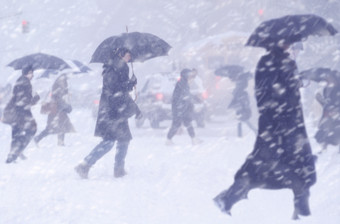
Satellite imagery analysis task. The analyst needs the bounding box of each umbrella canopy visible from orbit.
[7,53,71,70]
[37,60,91,78]
[214,65,252,82]
[246,14,338,50]
[90,32,171,63]
[300,67,340,82]
[71,60,91,73]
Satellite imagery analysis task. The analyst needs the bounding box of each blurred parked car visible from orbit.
[135,72,208,129]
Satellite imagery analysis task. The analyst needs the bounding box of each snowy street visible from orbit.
[1,108,339,224]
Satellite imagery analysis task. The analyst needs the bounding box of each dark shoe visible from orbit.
[5,154,16,163]
[75,162,90,179]
[214,182,249,215]
[114,168,127,178]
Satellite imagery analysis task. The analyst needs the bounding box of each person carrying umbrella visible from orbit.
[166,68,202,145]
[75,47,140,179]
[34,73,75,147]
[213,14,338,219]
[2,65,40,163]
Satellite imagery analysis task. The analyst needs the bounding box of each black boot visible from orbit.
[213,181,249,215]
[114,166,127,178]
[74,162,90,179]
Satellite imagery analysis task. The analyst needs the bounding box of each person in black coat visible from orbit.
[2,65,40,163]
[228,76,257,137]
[214,45,317,219]
[75,48,139,178]
[314,72,340,153]
[166,68,201,145]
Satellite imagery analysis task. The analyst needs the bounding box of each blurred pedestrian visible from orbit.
[214,44,316,219]
[166,68,202,145]
[75,47,140,179]
[314,72,340,153]
[34,73,75,146]
[2,65,40,163]
[0,83,12,118]
[227,74,257,137]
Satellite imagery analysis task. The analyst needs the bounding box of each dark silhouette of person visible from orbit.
[166,68,201,145]
[75,48,139,179]
[314,72,340,153]
[214,45,316,220]
[34,74,75,146]
[2,65,40,163]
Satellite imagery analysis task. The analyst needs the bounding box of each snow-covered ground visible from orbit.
[0,106,339,224]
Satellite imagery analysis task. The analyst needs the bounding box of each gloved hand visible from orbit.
[130,74,137,86]
[32,92,40,105]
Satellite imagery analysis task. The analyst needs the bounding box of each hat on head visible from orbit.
[180,68,193,79]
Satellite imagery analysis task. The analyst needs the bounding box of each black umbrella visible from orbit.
[90,32,171,64]
[300,67,339,82]
[71,60,91,73]
[215,65,252,82]
[7,53,71,70]
[246,14,338,50]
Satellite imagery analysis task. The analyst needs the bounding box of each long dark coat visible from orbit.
[315,80,340,145]
[94,58,136,141]
[45,74,75,134]
[235,47,316,191]
[3,75,39,131]
[171,77,194,122]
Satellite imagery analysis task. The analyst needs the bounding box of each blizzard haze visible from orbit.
[0,0,340,224]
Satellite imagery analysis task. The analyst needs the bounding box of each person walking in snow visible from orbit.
[214,44,317,220]
[227,74,257,137]
[166,68,201,145]
[75,47,140,179]
[34,73,75,147]
[2,65,40,163]
[314,72,340,153]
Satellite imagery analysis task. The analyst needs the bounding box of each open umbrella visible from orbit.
[90,32,171,64]
[300,67,339,82]
[246,14,338,50]
[7,53,71,70]
[71,60,91,73]
[215,65,252,82]
[37,60,92,78]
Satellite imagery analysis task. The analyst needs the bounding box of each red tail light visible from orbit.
[156,93,164,100]
[202,90,209,99]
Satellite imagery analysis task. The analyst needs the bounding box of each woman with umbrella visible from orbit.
[212,14,338,219]
[34,73,75,146]
[75,47,139,179]
[2,65,40,163]
[214,42,317,219]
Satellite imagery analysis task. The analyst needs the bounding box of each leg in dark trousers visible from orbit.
[7,122,37,163]
[84,140,115,166]
[183,118,195,138]
[75,140,115,179]
[114,140,129,178]
[34,128,51,144]
[167,118,182,140]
